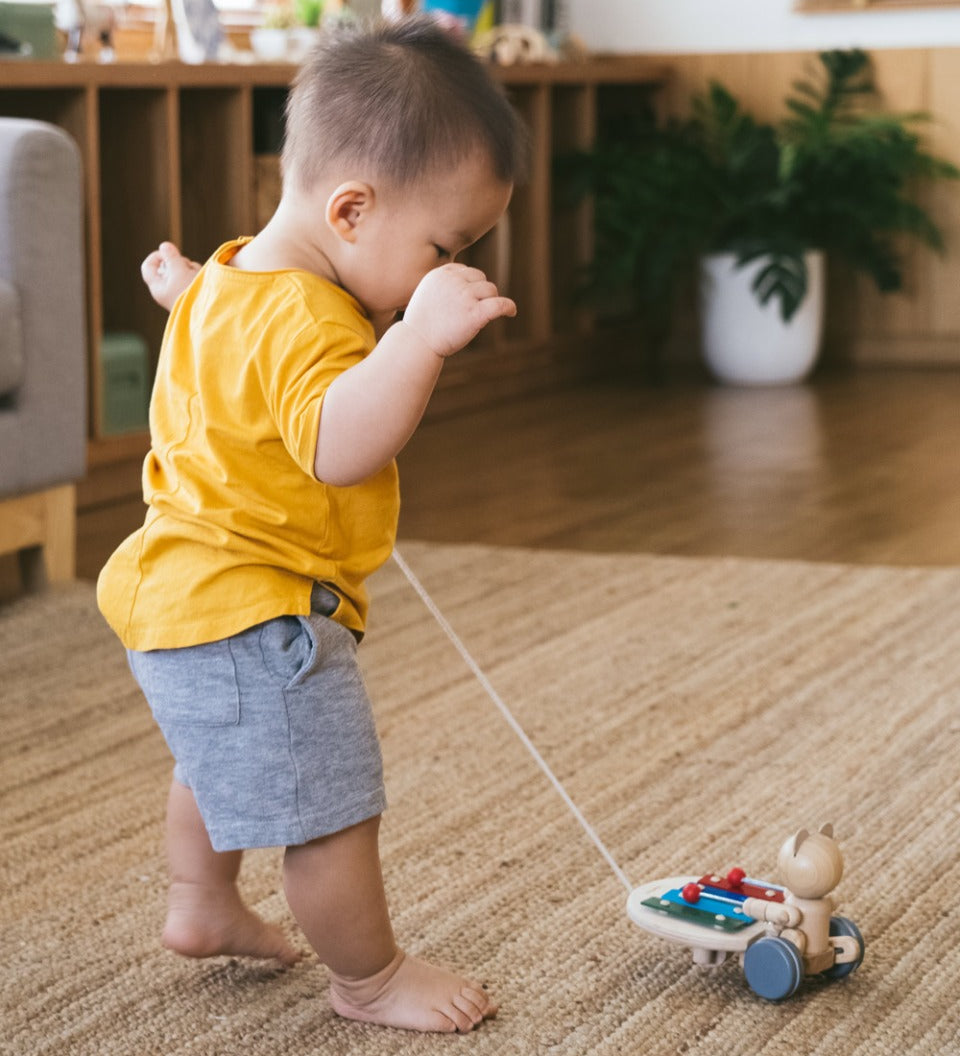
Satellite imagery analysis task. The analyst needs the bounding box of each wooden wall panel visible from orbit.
[927,49,960,338]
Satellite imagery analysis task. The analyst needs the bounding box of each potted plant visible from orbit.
[559,50,959,385]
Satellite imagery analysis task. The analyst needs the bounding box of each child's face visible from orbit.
[335,157,513,319]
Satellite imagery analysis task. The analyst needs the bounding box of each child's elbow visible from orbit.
[313,450,374,488]
[314,457,360,488]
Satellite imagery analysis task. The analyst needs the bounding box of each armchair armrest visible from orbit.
[0,118,86,498]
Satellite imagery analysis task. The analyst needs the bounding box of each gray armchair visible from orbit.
[0,118,86,589]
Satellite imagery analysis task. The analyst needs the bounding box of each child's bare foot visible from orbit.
[141,241,201,311]
[329,950,497,1033]
[163,880,300,966]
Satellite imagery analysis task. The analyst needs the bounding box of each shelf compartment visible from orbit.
[180,87,254,259]
[503,83,552,344]
[550,83,596,337]
[98,86,176,388]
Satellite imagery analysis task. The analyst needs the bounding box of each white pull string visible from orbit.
[391,548,634,894]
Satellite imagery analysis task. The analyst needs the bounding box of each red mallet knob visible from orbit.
[727,867,746,888]
[681,883,702,903]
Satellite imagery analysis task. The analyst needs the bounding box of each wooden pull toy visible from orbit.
[627,824,865,1000]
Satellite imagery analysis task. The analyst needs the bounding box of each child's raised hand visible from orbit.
[401,263,517,358]
[141,241,201,312]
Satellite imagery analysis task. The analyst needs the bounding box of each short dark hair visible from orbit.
[283,17,528,192]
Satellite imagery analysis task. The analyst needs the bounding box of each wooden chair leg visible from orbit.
[0,484,76,592]
[39,484,76,583]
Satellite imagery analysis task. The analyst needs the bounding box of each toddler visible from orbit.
[98,17,526,1034]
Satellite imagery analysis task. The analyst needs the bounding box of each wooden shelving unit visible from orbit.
[0,56,665,503]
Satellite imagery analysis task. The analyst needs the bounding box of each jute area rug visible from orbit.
[2,542,959,1056]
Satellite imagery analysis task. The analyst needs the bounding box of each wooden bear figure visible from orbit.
[744,823,860,975]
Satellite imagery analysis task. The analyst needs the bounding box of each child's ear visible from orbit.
[325,181,375,243]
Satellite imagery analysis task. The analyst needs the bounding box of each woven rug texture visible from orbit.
[1,542,959,1056]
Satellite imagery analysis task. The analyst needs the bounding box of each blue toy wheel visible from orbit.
[822,916,865,979]
[743,936,804,1001]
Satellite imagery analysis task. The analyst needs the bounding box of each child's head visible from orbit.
[279,18,527,318]
[282,17,529,194]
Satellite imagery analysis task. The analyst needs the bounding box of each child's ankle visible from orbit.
[162,880,299,965]
[329,947,404,994]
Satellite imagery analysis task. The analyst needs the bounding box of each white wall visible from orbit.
[567,0,960,53]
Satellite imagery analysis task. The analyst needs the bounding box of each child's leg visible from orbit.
[283,816,497,1033]
[163,779,299,965]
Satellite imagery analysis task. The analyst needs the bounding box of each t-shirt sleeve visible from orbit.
[259,319,370,479]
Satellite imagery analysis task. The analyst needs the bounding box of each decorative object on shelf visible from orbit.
[422,0,486,35]
[382,0,419,17]
[152,0,178,60]
[99,333,150,436]
[251,0,323,61]
[92,4,115,60]
[559,49,960,385]
[501,0,541,26]
[55,0,84,58]
[320,0,358,25]
[474,0,495,34]
[499,0,569,42]
[55,0,115,61]
[249,26,293,60]
[0,1,58,58]
[171,0,224,62]
[473,22,557,64]
[495,0,570,50]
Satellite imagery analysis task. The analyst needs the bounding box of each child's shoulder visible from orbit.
[188,248,374,352]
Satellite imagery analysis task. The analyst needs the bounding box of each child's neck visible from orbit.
[231,199,339,285]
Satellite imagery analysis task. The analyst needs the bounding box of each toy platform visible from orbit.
[627,872,863,1000]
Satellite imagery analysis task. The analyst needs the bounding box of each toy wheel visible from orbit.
[743,936,804,1001]
[822,916,865,979]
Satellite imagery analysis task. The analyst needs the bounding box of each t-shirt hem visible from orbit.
[118,596,364,652]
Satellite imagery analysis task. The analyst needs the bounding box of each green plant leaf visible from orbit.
[743,253,808,322]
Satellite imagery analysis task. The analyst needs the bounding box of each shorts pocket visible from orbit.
[258,615,318,689]
[128,640,241,727]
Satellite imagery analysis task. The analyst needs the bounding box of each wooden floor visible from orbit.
[3,366,958,602]
[397,367,960,567]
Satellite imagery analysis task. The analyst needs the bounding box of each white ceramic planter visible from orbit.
[699,250,825,386]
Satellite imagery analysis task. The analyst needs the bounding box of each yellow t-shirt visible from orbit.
[97,239,400,650]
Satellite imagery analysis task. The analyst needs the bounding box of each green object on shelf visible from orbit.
[0,3,57,59]
[100,332,150,435]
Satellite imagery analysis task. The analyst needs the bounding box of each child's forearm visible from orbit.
[315,263,515,485]
[313,321,444,486]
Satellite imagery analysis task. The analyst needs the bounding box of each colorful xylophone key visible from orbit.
[641,885,756,932]
[696,871,785,903]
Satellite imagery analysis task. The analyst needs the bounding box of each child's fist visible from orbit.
[402,264,516,358]
[141,241,201,312]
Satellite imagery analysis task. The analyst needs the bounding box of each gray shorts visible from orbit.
[127,593,385,852]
